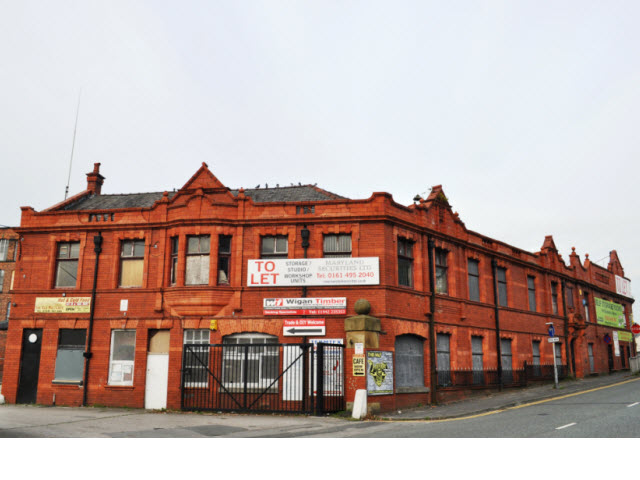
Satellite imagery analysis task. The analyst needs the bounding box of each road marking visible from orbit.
[627,402,639,408]
[556,422,576,430]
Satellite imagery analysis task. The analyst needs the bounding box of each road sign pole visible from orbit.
[552,343,558,389]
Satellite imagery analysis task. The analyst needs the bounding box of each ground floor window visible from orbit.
[54,329,86,383]
[395,335,424,389]
[436,333,451,386]
[588,343,595,373]
[532,340,541,376]
[471,336,484,385]
[222,333,279,391]
[501,338,513,383]
[183,329,210,387]
[108,330,136,385]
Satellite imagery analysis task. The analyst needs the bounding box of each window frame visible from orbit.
[496,267,508,307]
[468,258,480,302]
[395,335,425,389]
[527,275,537,312]
[185,235,211,286]
[0,269,4,292]
[551,281,559,315]
[119,239,145,288]
[217,235,232,285]
[54,241,80,288]
[260,235,288,259]
[397,238,414,288]
[435,248,448,294]
[54,329,87,384]
[183,329,211,388]
[222,333,279,392]
[170,237,179,285]
[108,329,136,386]
[0,239,8,261]
[323,234,352,258]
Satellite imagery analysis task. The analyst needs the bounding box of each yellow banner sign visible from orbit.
[35,297,91,313]
[618,331,633,342]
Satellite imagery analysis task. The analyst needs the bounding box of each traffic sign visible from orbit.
[548,337,560,343]
[283,318,326,337]
[548,325,555,337]
[632,324,640,335]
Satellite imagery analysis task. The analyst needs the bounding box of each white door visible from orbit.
[145,330,170,410]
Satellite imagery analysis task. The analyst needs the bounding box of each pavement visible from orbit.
[0,371,637,437]
[382,370,638,420]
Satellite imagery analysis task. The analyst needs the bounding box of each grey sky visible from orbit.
[2,1,639,300]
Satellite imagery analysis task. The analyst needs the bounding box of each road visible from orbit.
[0,378,638,438]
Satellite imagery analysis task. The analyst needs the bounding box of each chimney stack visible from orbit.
[86,163,105,195]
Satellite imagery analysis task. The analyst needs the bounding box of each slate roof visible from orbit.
[63,185,346,211]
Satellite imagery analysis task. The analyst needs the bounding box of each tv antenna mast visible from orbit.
[64,90,82,200]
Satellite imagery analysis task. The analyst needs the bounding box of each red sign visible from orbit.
[631,324,640,335]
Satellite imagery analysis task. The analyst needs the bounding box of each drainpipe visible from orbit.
[83,232,103,407]
[491,258,503,391]
[561,279,571,376]
[427,237,437,404]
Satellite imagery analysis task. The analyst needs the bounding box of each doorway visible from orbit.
[16,329,43,404]
[145,330,170,409]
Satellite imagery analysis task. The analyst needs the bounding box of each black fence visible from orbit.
[437,362,568,389]
[181,342,344,415]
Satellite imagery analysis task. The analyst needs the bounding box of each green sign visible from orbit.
[618,331,633,342]
[595,297,625,328]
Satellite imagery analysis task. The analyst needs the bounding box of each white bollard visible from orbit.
[352,389,367,419]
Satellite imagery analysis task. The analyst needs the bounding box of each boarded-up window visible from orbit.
[395,335,424,388]
[436,333,451,386]
[501,338,513,383]
[468,259,480,301]
[186,235,210,285]
[120,239,145,287]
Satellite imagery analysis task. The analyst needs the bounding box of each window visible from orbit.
[120,239,145,287]
[54,329,86,383]
[468,259,480,301]
[566,285,574,308]
[185,235,210,285]
[551,282,559,315]
[222,333,279,391]
[496,267,508,307]
[260,235,288,259]
[5,301,10,321]
[471,336,484,385]
[0,270,4,292]
[527,276,537,312]
[183,329,210,387]
[532,340,541,376]
[395,335,425,389]
[108,330,136,385]
[435,248,448,294]
[583,292,590,322]
[323,234,352,257]
[217,235,232,285]
[588,343,595,373]
[436,333,451,386]
[554,343,563,367]
[170,237,179,285]
[501,338,513,383]
[397,238,414,287]
[0,239,8,261]
[55,241,80,288]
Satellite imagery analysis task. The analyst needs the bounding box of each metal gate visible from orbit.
[181,342,345,415]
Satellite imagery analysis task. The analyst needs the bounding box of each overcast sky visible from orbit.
[2,1,639,298]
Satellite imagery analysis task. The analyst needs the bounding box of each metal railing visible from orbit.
[437,363,567,388]
[181,342,345,415]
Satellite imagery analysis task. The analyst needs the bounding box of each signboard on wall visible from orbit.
[366,351,394,395]
[595,297,626,328]
[247,258,379,287]
[35,297,91,313]
[618,331,633,342]
[615,275,633,298]
[613,331,620,356]
[263,297,346,315]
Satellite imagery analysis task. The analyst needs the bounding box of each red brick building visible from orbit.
[0,226,19,385]
[1,163,634,412]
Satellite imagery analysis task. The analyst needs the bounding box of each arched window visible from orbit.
[395,335,425,389]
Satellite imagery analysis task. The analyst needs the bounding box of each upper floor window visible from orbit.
[261,235,288,259]
[566,285,574,308]
[583,291,590,322]
[397,238,414,287]
[468,259,480,302]
[435,248,448,294]
[55,242,80,288]
[551,281,559,315]
[0,239,8,261]
[527,276,537,312]
[496,267,508,307]
[323,234,352,258]
[120,239,145,287]
[186,235,210,285]
[170,237,179,285]
[0,270,4,292]
[217,235,232,285]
